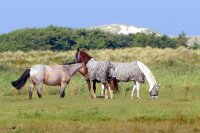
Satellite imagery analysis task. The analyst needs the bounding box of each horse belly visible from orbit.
[44,79,61,86]
[43,72,62,86]
[116,74,132,82]
[113,69,132,81]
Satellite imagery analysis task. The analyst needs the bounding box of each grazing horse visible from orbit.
[11,63,83,99]
[75,48,115,99]
[104,61,159,99]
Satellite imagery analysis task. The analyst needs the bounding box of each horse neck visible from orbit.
[78,65,87,75]
[137,61,157,92]
[68,63,82,76]
[80,51,92,64]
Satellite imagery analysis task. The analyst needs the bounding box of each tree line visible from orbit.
[0,26,187,52]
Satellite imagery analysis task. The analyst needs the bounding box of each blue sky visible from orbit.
[0,0,199,35]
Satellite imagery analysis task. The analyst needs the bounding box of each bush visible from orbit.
[0,26,186,52]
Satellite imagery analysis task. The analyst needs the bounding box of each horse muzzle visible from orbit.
[151,96,158,100]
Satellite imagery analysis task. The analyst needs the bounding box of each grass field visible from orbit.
[0,47,200,132]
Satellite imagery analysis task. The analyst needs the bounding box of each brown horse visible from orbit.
[77,65,93,97]
[11,63,83,99]
[74,48,117,99]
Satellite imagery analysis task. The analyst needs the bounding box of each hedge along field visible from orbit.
[0,47,200,132]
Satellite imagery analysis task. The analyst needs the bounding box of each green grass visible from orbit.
[0,95,200,133]
[1,48,200,132]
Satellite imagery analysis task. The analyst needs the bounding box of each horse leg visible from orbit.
[101,84,112,97]
[109,80,115,99]
[101,84,104,96]
[60,81,68,98]
[136,82,140,99]
[131,81,136,99]
[36,83,43,98]
[86,80,92,98]
[109,86,113,99]
[29,79,35,100]
[93,81,96,98]
[111,78,119,94]
[103,82,109,99]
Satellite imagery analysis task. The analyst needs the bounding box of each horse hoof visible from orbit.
[37,92,42,98]
[105,96,109,99]
[60,95,65,98]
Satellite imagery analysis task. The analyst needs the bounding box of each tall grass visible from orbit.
[1,47,200,67]
[1,47,200,97]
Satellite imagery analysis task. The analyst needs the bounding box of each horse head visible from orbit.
[150,84,160,100]
[74,48,92,64]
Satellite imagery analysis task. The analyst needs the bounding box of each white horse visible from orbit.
[101,61,159,99]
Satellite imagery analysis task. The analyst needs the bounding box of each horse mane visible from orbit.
[79,50,92,64]
[63,60,81,65]
[137,61,157,92]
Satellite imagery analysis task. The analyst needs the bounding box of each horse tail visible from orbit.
[111,78,120,94]
[11,69,30,90]
[114,78,120,94]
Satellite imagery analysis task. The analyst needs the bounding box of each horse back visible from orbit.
[111,61,144,83]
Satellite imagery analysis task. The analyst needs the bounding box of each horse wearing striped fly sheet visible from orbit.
[74,48,116,99]
[101,61,160,99]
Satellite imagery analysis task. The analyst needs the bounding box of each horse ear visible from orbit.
[82,48,86,51]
